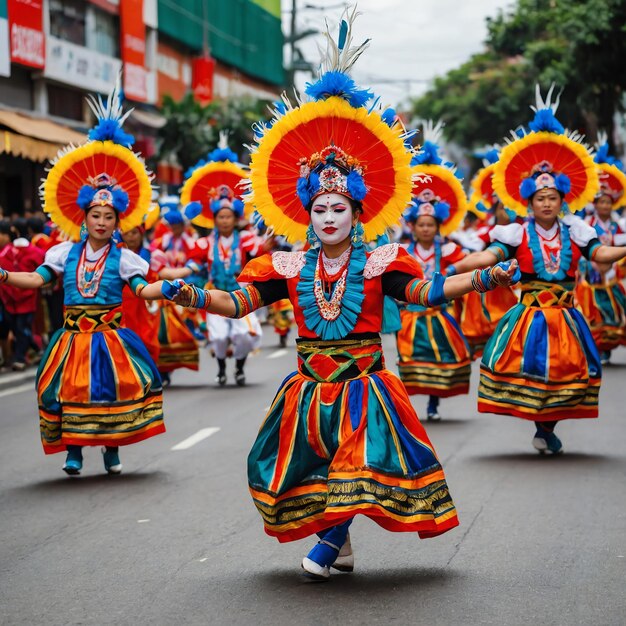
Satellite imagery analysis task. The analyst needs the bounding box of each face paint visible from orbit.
[310,193,354,246]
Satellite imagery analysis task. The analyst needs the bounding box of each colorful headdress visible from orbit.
[41,77,152,241]
[180,132,248,229]
[160,195,201,226]
[409,120,466,236]
[468,147,500,219]
[493,84,599,216]
[593,132,626,208]
[246,8,414,243]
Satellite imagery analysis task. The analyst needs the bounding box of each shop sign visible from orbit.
[44,36,122,93]
[192,56,215,104]
[120,0,147,102]
[157,42,191,103]
[0,0,9,77]
[8,0,45,68]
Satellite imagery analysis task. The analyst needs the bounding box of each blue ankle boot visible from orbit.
[532,427,563,455]
[302,520,352,581]
[63,445,83,475]
[102,447,123,474]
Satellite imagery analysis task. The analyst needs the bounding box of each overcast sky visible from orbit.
[284,0,514,108]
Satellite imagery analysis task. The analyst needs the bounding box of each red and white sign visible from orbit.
[157,42,192,104]
[8,0,45,68]
[120,0,147,102]
[192,56,216,104]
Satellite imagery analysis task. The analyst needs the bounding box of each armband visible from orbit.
[0,268,8,284]
[129,275,148,296]
[34,265,56,285]
[228,286,263,318]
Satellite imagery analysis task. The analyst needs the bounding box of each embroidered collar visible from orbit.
[527,218,572,281]
[409,240,440,278]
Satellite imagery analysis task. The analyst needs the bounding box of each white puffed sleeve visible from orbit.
[561,214,598,247]
[42,241,73,274]
[489,223,524,246]
[119,248,149,281]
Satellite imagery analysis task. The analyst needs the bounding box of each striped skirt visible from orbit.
[575,279,626,352]
[157,301,199,372]
[37,305,165,454]
[396,305,471,397]
[455,287,518,359]
[248,336,459,543]
[478,282,601,420]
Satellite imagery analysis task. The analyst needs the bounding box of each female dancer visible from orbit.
[450,86,626,454]
[396,129,470,420]
[175,12,518,580]
[575,139,626,363]
[0,85,183,475]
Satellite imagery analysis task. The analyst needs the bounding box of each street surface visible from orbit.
[1,332,625,626]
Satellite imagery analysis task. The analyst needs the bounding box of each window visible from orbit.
[48,84,84,121]
[49,0,86,46]
[87,7,120,58]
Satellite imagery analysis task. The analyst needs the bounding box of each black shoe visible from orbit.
[216,373,227,386]
[279,334,287,348]
[235,370,246,386]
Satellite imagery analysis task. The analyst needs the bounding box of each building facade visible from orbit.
[0,0,284,215]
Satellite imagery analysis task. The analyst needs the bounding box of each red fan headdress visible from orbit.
[493,84,598,216]
[246,8,414,243]
[40,77,153,241]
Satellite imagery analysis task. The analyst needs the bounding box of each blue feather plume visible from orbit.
[305,71,373,108]
[346,170,367,201]
[411,141,443,166]
[338,19,348,50]
[88,119,135,147]
[528,109,564,135]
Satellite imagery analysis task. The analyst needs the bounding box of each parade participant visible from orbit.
[0,219,45,370]
[174,11,518,581]
[450,148,519,358]
[451,85,626,454]
[396,124,470,421]
[0,82,184,475]
[182,139,265,386]
[575,136,626,363]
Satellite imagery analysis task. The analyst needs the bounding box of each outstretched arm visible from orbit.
[395,260,520,307]
[445,249,500,275]
[592,245,626,265]
[173,284,265,318]
[0,268,45,289]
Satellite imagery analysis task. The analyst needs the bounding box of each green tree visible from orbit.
[412,0,626,149]
[156,94,272,173]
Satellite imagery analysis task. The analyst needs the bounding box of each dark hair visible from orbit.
[27,217,45,234]
[12,217,29,239]
[0,219,15,240]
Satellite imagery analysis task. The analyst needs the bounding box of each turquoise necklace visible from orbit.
[297,245,366,340]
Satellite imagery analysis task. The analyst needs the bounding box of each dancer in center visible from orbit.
[175,11,518,581]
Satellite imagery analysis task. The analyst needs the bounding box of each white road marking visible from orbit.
[198,558,208,563]
[171,427,220,451]
[267,349,287,359]
[0,383,34,399]
[137,519,150,523]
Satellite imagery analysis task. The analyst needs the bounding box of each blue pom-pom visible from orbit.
[232,199,244,218]
[77,185,96,210]
[554,173,571,195]
[435,201,450,223]
[305,71,373,108]
[346,170,367,201]
[89,120,135,147]
[520,177,537,199]
[504,208,518,222]
[411,141,442,166]
[111,187,129,213]
[163,209,184,225]
[528,109,564,134]
[381,108,396,127]
[403,202,419,223]
[296,176,312,208]
[184,201,203,220]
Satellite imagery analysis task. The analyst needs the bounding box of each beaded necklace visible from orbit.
[297,245,367,340]
[527,218,572,281]
[76,242,110,298]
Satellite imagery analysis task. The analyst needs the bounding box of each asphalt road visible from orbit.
[1,331,625,626]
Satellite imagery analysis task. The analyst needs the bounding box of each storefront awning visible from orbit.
[0,109,86,163]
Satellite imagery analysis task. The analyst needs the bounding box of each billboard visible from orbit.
[8,0,45,69]
[120,0,147,102]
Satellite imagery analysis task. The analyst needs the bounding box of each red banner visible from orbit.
[8,0,44,68]
[192,56,216,104]
[120,0,147,102]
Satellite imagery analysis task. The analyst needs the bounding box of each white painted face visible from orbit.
[310,193,354,245]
